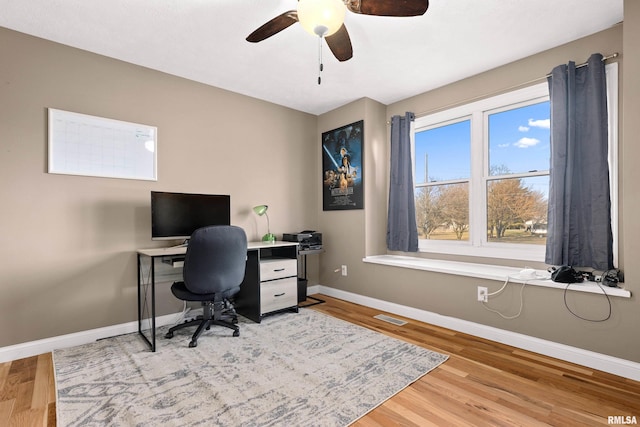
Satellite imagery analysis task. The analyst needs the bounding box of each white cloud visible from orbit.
[498,143,510,148]
[514,137,540,148]
[528,118,550,129]
[518,125,530,132]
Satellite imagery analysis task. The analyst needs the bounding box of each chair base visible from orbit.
[165,301,239,347]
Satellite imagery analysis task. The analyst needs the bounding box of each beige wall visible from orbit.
[0,27,317,347]
[318,21,640,363]
[622,0,640,341]
[2,7,639,364]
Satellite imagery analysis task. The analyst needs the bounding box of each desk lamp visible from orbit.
[253,205,276,243]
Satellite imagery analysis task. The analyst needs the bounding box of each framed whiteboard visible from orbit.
[48,108,157,181]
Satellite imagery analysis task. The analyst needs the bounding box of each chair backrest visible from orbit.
[182,225,248,295]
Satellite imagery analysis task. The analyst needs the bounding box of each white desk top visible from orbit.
[247,241,298,250]
[137,241,298,257]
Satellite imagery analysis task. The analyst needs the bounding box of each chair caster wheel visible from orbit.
[165,331,174,339]
[233,330,240,337]
[189,340,198,348]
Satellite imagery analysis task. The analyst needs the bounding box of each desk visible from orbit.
[137,241,299,351]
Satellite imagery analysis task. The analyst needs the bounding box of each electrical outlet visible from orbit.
[477,286,488,302]
[341,265,347,276]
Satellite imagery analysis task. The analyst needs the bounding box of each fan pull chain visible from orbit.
[318,36,323,85]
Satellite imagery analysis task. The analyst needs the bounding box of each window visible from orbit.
[486,101,550,246]
[414,119,471,242]
[413,84,550,260]
[412,64,618,262]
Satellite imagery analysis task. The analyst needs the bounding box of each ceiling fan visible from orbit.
[246,0,430,62]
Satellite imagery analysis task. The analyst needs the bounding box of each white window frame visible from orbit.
[413,63,618,264]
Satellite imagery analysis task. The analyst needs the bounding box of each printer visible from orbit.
[282,231,322,250]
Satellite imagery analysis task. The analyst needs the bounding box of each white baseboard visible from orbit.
[309,285,640,382]
[0,313,179,363]
[4,287,640,382]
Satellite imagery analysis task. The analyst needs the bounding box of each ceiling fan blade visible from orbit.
[325,24,353,62]
[347,0,428,17]
[246,11,298,43]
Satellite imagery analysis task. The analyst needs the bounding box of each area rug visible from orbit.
[53,309,448,426]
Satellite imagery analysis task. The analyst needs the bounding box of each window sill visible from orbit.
[363,255,631,298]
[418,240,545,263]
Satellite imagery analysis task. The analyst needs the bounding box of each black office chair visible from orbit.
[164,225,247,347]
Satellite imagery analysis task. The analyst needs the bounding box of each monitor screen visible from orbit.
[151,191,231,240]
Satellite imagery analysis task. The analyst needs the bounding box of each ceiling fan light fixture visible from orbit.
[297,0,346,38]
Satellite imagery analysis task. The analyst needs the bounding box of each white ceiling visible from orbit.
[0,0,623,115]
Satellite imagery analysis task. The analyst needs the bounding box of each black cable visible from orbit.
[563,281,612,322]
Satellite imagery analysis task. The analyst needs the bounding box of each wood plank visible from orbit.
[0,399,15,427]
[31,354,51,411]
[0,371,20,402]
[0,361,11,391]
[47,402,56,427]
[14,381,35,413]
[9,407,47,427]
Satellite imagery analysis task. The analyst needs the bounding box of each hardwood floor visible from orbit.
[0,352,56,427]
[1,294,639,426]
[309,295,640,426]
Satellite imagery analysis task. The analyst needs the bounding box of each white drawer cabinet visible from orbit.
[236,242,299,322]
[260,258,297,282]
[260,277,298,315]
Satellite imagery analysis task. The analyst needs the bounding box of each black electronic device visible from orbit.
[282,231,322,250]
[602,269,622,287]
[550,265,584,283]
[151,191,231,240]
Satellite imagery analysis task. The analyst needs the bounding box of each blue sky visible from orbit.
[415,101,550,188]
[488,101,550,175]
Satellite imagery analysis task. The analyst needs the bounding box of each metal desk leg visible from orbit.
[138,254,157,351]
[297,252,325,308]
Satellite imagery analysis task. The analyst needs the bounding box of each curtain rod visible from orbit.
[547,52,619,76]
[389,52,619,123]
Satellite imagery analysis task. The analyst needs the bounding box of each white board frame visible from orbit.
[48,108,158,181]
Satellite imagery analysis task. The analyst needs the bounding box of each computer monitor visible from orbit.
[151,191,231,241]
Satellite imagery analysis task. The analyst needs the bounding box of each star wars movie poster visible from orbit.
[322,120,363,211]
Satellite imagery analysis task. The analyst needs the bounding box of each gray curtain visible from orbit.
[545,53,613,270]
[387,112,418,252]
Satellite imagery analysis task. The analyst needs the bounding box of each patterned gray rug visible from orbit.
[54,309,448,426]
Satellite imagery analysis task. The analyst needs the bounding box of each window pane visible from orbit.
[415,120,470,184]
[489,101,550,175]
[486,176,548,245]
[415,182,469,241]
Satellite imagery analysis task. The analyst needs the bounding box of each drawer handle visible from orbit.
[274,293,286,297]
[273,268,286,272]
